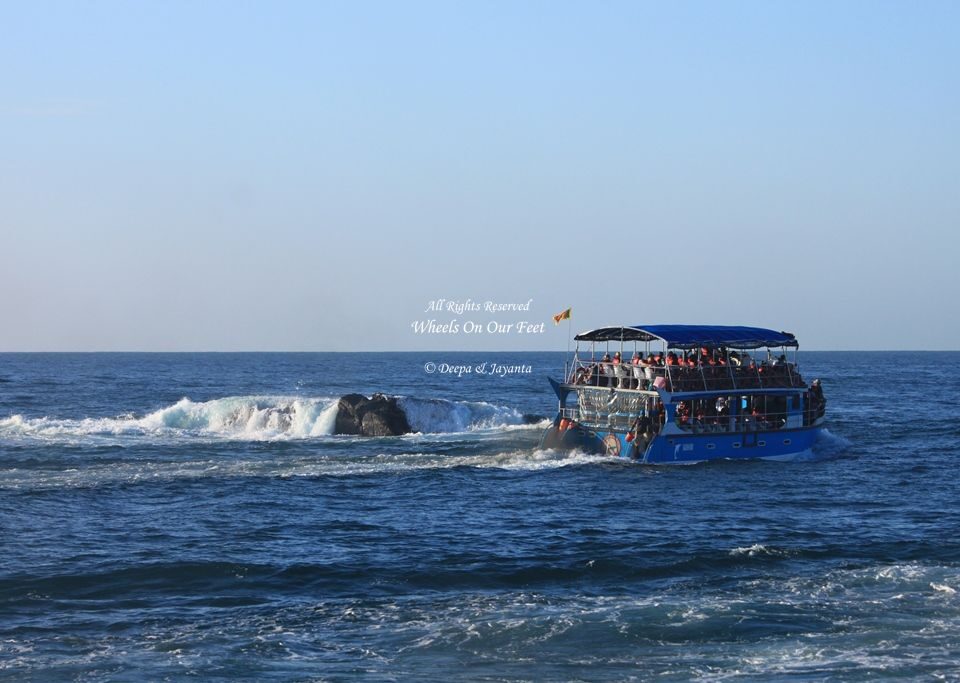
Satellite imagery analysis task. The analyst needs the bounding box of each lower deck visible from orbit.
[600,423,820,464]
[545,382,825,464]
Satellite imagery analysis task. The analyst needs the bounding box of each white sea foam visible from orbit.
[0,396,341,442]
[0,394,536,444]
[0,447,611,489]
[814,428,853,457]
[397,396,527,433]
[729,544,787,558]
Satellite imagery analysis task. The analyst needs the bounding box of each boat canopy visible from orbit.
[573,324,798,349]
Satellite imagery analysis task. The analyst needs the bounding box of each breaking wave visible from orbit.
[0,394,533,443]
[0,396,340,441]
[397,396,527,433]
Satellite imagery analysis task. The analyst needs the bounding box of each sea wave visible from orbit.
[397,396,527,433]
[0,447,614,490]
[5,563,960,680]
[0,394,536,445]
[813,428,853,457]
[729,544,790,558]
[0,396,340,441]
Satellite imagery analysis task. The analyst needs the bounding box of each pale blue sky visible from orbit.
[2,1,958,351]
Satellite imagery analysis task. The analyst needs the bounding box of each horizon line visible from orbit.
[1,349,958,354]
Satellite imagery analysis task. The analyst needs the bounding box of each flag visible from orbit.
[553,307,572,325]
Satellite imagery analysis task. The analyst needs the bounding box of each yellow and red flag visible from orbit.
[553,307,572,325]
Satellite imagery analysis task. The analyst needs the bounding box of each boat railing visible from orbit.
[566,358,805,392]
[560,401,663,433]
[674,410,789,433]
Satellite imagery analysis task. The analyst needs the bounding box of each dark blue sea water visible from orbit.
[1,351,958,681]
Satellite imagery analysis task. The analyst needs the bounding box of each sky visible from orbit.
[2,1,958,351]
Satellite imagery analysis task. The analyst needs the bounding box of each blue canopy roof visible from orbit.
[573,324,798,349]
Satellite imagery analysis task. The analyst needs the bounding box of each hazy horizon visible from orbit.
[2,348,958,354]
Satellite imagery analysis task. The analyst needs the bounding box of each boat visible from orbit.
[540,324,826,464]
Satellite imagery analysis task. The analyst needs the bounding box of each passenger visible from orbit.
[715,396,730,420]
[609,351,623,387]
[666,352,678,366]
[811,378,826,418]
[693,405,706,430]
[676,401,691,427]
[628,353,643,389]
[599,353,612,387]
[644,355,656,384]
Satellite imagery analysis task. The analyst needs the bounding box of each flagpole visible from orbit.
[554,308,572,380]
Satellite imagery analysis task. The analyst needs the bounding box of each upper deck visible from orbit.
[566,356,806,393]
[562,324,807,394]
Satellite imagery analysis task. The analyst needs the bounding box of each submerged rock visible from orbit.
[334,393,411,436]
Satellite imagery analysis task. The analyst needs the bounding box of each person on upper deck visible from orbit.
[598,353,612,387]
[574,365,592,385]
[643,354,657,382]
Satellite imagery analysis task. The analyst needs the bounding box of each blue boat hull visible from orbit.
[541,422,822,465]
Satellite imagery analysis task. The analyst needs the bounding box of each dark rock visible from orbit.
[334,393,367,435]
[334,393,411,437]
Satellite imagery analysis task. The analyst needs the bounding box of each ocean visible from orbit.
[1,351,958,681]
